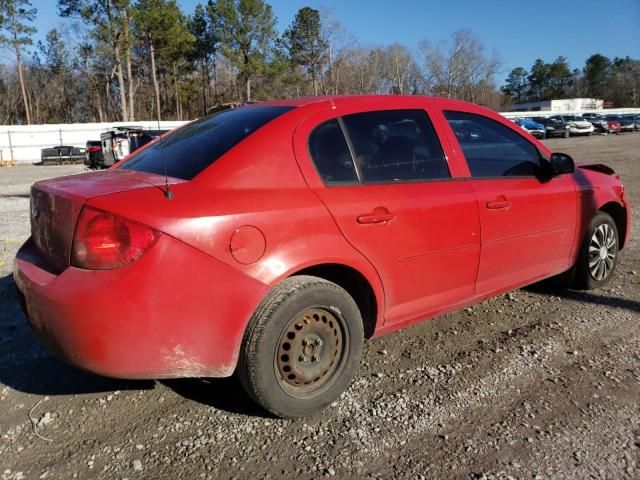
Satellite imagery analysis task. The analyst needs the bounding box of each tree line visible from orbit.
[502,55,640,107]
[0,0,638,126]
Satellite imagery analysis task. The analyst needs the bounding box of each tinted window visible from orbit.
[444,111,542,178]
[308,119,358,184]
[120,106,292,180]
[341,109,449,183]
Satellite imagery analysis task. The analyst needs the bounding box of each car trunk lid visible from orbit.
[30,169,184,271]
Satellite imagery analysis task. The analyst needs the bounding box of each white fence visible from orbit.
[1,107,639,164]
[0,121,189,164]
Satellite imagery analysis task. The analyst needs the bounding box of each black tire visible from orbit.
[237,275,364,418]
[573,212,619,290]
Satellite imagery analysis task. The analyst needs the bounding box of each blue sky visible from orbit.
[29,0,640,84]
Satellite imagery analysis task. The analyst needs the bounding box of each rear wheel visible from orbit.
[238,276,364,418]
[573,212,619,289]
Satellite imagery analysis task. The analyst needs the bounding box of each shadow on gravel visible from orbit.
[557,289,640,312]
[528,282,640,313]
[0,273,154,396]
[162,377,271,418]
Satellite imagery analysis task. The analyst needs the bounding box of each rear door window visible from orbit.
[444,111,543,178]
[340,109,450,183]
[120,106,293,180]
[308,119,358,184]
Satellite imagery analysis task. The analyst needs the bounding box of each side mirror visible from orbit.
[550,152,575,175]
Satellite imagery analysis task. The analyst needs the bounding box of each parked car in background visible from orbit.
[100,127,167,167]
[85,140,104,169]
[536,116,570,138]
[607,118,622,134]
[40,146,86,165]
[621,114,640,131]
[550,115,594,136]
[513,118,546,139]
[15,96,631,418]
[605,115,635,132]
[581,113,610,134]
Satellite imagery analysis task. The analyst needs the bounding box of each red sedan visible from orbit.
[14,96,631,417]
[608,119,622,134]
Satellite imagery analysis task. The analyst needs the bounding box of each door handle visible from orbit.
[357,213,395,224]
[486,200,511,210]
[357,207,395,224]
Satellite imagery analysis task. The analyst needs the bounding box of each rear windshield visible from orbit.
[119,106,292,179]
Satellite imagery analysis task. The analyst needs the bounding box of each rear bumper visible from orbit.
[13,236,269,379]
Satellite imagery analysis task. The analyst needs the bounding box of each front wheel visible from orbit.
[238,276,364,418]
[574,212,619,289]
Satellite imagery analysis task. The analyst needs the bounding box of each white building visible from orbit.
[509,98,604,112]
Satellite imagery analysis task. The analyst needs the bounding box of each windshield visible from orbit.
[119,106,293,180]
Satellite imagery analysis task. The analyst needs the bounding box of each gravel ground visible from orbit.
[0,134,638,480]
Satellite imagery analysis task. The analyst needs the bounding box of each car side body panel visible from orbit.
[437,104,578,293]
[291,99,481,327]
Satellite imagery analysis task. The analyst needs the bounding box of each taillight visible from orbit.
[71,206,160,270]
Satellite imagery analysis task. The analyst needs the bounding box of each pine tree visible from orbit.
[502,67,529,103]
[527,59,550,101]
[210,0,277,102]
[583,54,611,98]
[282,7,327,96]
[548,56,571,98]
[189,2,217,113]
[133,0,194,121]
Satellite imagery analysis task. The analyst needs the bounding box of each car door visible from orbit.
[443,110,577,295]
[293,105,480,326]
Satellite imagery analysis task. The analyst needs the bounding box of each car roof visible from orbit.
[257,94,475,110]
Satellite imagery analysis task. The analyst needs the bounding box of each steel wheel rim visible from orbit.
[588,223,617,281]
[274,307,349,399]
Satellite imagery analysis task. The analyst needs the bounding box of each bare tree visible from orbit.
[319,8,353,95]
[383,44,420,94]
[419,30,500,105]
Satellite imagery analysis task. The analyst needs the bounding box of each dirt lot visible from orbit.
[1,134,638,480]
